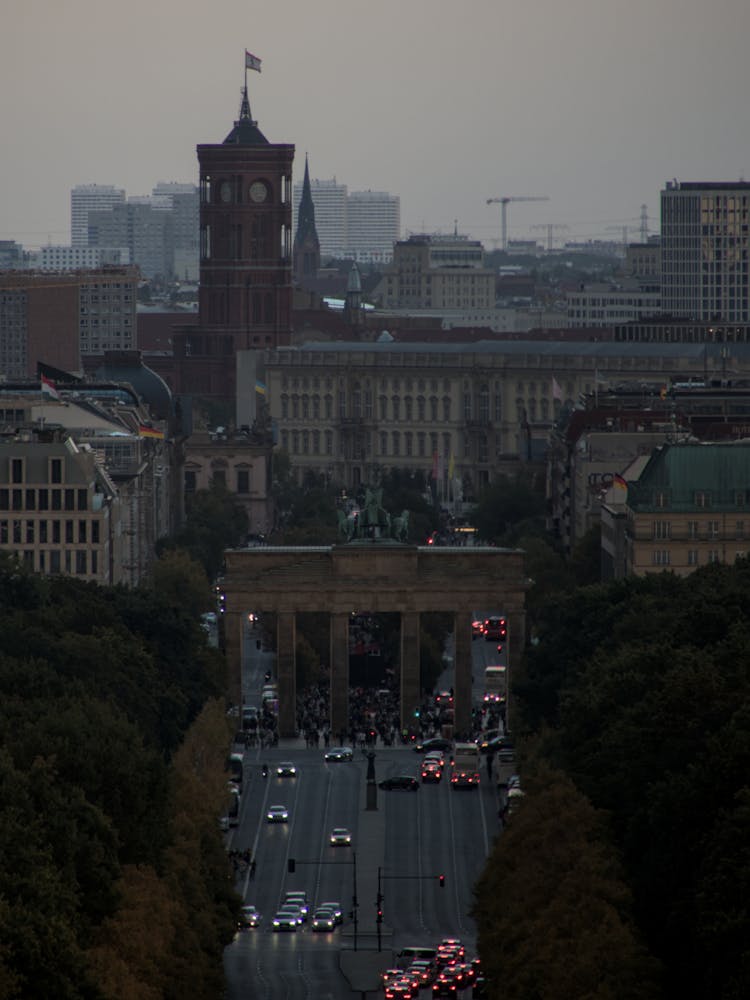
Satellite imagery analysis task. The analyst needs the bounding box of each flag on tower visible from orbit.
[41,374,60,400]
[245,50,262,72]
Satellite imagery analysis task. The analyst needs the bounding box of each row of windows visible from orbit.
[653,490,750,508]
[0,487,89,511]
[6,547,98,576]
[184,469,251,494]
[652,549,733,566]
[0,518,101,545]
[279,393,514,424]
[653,520,746,539]
[278,428,457,460]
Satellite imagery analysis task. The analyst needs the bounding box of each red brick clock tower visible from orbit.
[174,78,294,403]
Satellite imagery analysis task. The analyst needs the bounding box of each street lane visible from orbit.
[224,617,503,997]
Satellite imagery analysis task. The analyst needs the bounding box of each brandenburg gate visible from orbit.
[223,541,527,738]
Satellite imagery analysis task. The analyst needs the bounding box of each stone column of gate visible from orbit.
[224,609,243,713]
[276,611,297,738]
[400,611,421,733]
[453,611,473,736]
[330,612,350,740]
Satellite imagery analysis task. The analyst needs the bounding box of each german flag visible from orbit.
[139,425,164,440]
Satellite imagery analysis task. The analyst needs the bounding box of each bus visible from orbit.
[450,742,481,788]
[483,665,507,704]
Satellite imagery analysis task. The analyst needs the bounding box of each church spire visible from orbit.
[293,154,321,286]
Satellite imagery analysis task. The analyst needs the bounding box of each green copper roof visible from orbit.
[628,442,750,512]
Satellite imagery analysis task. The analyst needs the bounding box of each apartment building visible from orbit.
[0,267,138,375]
[0,433,121,583]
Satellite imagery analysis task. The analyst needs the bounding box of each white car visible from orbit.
[329,827,352,847]
[267,805,289,823]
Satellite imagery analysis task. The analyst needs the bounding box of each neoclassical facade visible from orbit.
[263,340,750,492]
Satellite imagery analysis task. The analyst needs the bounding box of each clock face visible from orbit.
[219,181,232,203]
[249,181,268,204]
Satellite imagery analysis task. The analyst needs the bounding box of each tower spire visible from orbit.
[293,154,321,286]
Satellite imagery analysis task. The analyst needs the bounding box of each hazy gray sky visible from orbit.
[2,0,749,249]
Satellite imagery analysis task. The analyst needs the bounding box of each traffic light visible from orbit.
[287,858,296,873]
[376,908,383,923]
[438,874,445,888]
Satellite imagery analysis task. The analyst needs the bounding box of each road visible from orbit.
[223,617,505,998]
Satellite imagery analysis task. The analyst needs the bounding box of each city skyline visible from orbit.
[2,0,749,251]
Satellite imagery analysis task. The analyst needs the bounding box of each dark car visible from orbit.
[379,774,419,791]
[472,975,487,998]
[414,737,453,754]
[432,971,458,997]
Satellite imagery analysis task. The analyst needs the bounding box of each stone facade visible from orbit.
[223,543,527,737]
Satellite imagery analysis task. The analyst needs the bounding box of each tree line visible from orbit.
[474,558,750,1000]
[0,547,239,998]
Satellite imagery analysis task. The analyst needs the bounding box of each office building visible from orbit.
[376,235,494,311]
[661,180,750,322]
[292,178,401,263]
[88,202,171,281]
[566,282,661,327]
[346,190,400,263]
[32,246,129,271]
[71,184,126,247]
[293,178,348,259]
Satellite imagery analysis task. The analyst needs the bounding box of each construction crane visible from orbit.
[486,195,549,251]
[532,223,569,252]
